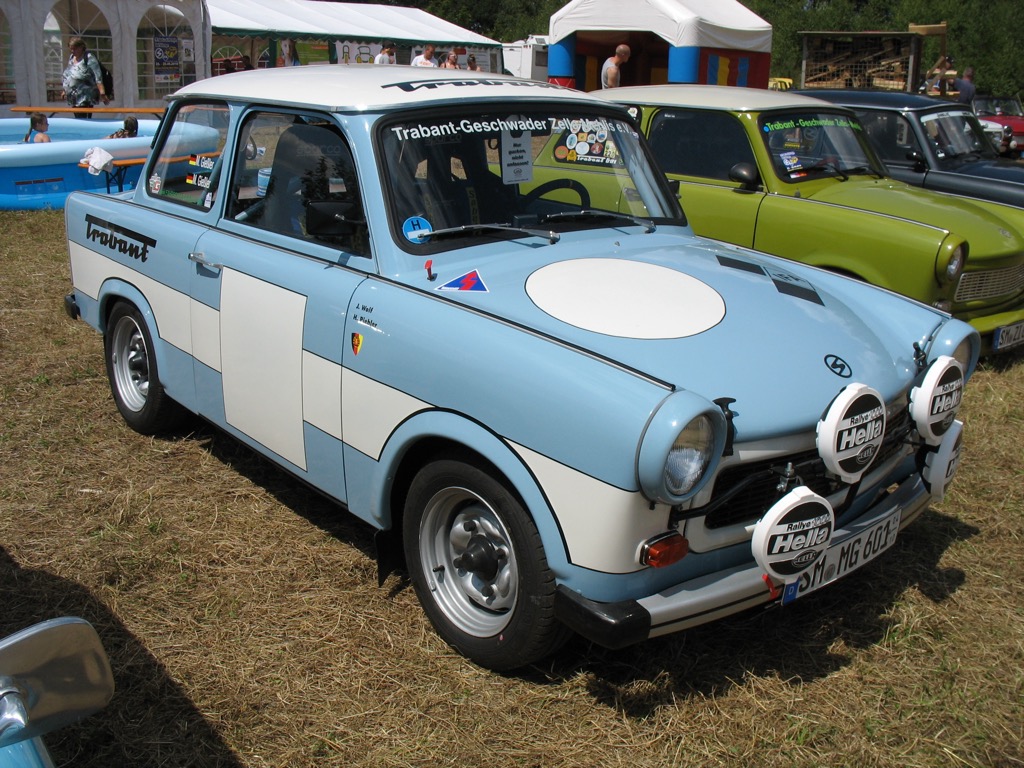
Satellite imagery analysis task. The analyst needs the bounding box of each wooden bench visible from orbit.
[11,106,165,117]
[78,157,147,193]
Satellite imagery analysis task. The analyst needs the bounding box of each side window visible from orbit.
[227,111,369,257]
[648,110,754,181]
[147,103,230,209]
[859,110,920,166]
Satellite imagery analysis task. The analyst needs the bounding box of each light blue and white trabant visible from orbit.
[64,66,980,671]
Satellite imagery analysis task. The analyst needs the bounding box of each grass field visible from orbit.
[1,209,1022,767]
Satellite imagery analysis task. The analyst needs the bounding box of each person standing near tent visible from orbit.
[61,37,108,118]
[440,51,460,69]
[411,44,437,67]
[601,44,630,88]
[375,41,396,65]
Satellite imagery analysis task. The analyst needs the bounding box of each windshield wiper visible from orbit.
[844,165,885,179]
[407,222,560,244]
[804,162,848,181]
[540,209,656,233]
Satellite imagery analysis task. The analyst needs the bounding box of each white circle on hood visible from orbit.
[526,258,725,339]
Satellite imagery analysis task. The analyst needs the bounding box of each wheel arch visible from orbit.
[374,411,571,575]
[96,279,173,374]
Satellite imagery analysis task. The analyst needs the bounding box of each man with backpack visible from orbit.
[61,37,110,118]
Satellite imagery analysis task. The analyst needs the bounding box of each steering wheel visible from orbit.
[522,178,591,209]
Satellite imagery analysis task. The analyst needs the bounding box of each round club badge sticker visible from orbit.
[752,486,835,581]
[817,383,886,483]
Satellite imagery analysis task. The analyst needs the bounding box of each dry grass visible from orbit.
[1,208,1022,768]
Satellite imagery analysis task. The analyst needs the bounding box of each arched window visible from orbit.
[136,4,195,100]
[43,1,113,105]
[0,12,14,104]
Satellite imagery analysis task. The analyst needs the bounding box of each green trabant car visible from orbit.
[592,86,1024,353]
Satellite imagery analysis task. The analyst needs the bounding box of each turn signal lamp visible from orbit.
[640,531,689,568]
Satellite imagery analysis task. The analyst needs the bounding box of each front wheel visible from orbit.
[104,302,183,434]
[403,458,570,670]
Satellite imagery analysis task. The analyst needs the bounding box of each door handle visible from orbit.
[188,252,223,270]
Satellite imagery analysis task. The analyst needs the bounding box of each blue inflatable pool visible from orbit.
[0,117,159,210]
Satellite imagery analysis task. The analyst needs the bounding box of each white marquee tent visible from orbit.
[208,0,500,49]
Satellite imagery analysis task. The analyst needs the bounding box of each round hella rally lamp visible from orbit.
[909,356,964,446]
[816,383,886,484]
[923,419,964,501]
[752,486,835,584]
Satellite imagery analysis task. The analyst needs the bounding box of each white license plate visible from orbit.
[781,508,901,605]
[994,320,1024,351]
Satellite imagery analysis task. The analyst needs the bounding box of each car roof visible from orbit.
[592,84,843,112]
[794,89,971,112]
[171,66,606,112]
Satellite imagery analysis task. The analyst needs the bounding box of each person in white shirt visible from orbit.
[601,44,631,89]
[374,41,396,65]
[411,44,437,67]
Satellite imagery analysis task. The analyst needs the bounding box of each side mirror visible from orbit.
[905,150,928,173]
[0,617,114,748]
[665,179,681,197]
[728,162,760,190]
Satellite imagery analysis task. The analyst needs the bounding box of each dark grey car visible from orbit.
[799,89,1024,208]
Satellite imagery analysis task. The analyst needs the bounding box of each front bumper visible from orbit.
[554,473,932,650]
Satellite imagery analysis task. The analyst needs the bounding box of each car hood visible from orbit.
[988,115,1024,132]
[804,177,1024,253]
[420,229,948,441]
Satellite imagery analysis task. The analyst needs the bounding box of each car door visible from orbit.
[643,107,763,246]
[87,101,234,411]
[188,109,371,505]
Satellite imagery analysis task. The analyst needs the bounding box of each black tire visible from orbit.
[104,301,182,435]
[403,457,571,670]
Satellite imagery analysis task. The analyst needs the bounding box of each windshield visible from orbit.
[379,106,683,251]
[975,96,1024,118]
[758,111,886,182]
[919,110,995,161]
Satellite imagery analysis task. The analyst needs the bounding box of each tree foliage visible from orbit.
[742,0,1022,94]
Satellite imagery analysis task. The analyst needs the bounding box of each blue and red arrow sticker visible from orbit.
[437,270,488,293]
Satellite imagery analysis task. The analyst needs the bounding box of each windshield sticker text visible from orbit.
[763,116,861,132]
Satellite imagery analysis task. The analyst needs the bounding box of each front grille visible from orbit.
[955,262,1024,303]
[702,406,913,530]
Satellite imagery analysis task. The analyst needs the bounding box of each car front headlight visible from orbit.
[665,416,717,496]
[938,241,967,286]
[637,392,726,504]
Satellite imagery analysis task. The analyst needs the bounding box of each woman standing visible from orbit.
[23,113,51,143]
[440,51,460,69]
[61,37,108,118]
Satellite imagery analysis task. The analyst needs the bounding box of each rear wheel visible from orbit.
[104,302,182,434]
[403,457,570,670]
